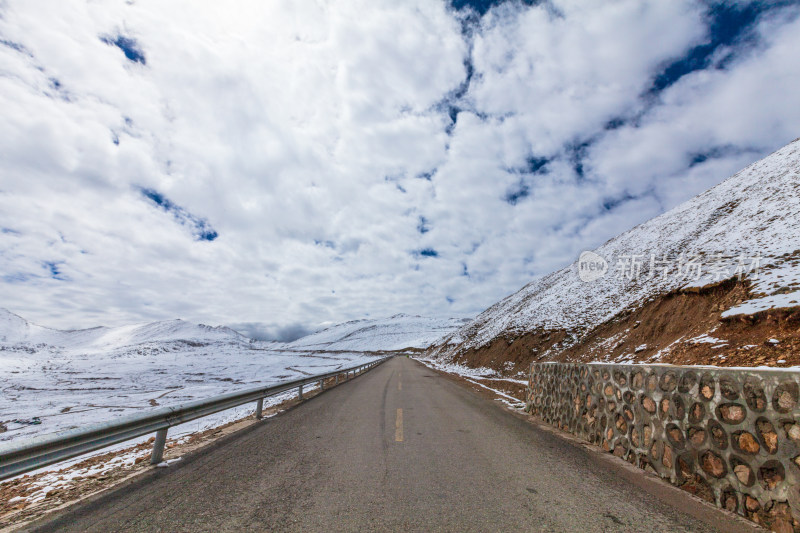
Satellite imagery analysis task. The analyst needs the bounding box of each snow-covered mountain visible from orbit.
[0,308,62,345]
[0,309,467,356]
[280,314,470,352]
[0,308,249,352]
[429,138,800,369]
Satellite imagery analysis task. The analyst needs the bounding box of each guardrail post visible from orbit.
[151,428,168,465]
[319,379,324,390]
[298,384,303,400]
[255,398,264,419]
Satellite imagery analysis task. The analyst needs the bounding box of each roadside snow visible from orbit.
[417,357,528,409]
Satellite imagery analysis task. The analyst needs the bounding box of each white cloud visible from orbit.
[0,0,798,336]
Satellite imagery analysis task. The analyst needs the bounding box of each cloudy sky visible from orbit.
[1,0,799,340]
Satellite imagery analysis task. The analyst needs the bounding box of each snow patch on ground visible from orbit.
[0,341,370,444]
[689,334,726,344]
[722,291,800,317]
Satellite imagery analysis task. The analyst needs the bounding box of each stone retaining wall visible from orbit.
[526,363,800,532]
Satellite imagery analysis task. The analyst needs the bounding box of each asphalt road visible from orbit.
[31,357,756,532]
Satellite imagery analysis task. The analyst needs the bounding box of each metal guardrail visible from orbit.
[0,357,391,482]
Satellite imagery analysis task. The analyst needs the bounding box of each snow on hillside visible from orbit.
[0,309,248,351]
[0,309,379,444]
[280,314,469,352]
[0,308,61,345]
[432,138,800,356]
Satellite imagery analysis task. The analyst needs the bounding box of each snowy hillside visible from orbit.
[280,314,469,352]
[430,138,800,364]
[0,308,248,351]
[0,308,61,345]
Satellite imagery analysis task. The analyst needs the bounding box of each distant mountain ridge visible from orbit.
[279,314,470,352]
[0,309,468,355]
[0,308,249,352]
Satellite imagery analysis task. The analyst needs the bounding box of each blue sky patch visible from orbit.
[506,156,549,175]
[523,156,549,174]
[504,180,530,205]
[688,145,756,167]
[450,0,538,16]
[603,117,627,131]
[139,187,218,242]
[565,139,592,180]
[100,34,146,64]
[602,193,637,212]
[2,273,32,283]
[42,261,67,281]
[415,248,439,258]
[0,39,30,55]
[417,216,430,234]
[437,55,475,135]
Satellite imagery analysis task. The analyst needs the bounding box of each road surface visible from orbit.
[31,357,755,532]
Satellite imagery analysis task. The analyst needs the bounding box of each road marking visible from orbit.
[398,380,402,391]
[395,408,403,442]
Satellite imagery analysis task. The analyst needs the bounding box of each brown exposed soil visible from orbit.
[448,329,570,375]
[440,278,800,374]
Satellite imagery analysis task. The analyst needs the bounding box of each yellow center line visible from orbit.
[395,408,403,442]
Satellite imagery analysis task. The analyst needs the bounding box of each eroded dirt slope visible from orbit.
[442,278,800,375]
